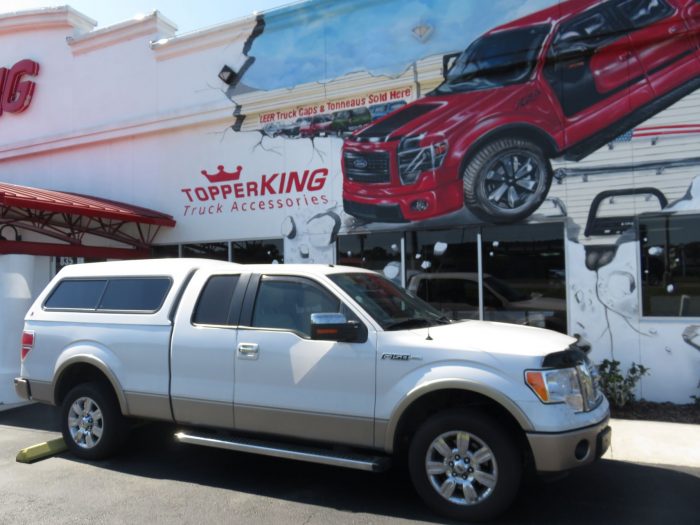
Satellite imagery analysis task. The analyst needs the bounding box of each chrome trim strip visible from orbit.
[175,432,390,472]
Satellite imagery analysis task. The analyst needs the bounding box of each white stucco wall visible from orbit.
[0,255,50,409]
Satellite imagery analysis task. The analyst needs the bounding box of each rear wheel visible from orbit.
[463,137,552,224]
[60,382,126,460]
[408,409,522,522]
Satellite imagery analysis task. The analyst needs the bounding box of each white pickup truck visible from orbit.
[14,259,610,521]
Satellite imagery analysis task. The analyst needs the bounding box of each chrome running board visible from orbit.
[175,432,390,472]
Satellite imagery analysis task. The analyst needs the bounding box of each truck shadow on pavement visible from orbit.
[0,403,59,432]
[3,406,698,524]
[84,423,700,525]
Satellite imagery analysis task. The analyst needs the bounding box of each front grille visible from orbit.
[343,199,407,223]
[343,151,390,183]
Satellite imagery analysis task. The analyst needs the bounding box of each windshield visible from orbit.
[329,272,450,330]
[434,25,549,95]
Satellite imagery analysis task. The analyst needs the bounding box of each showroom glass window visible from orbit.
[336,233,402,283]
[482,223,566,333]
[404,228,480,320]
[640,214,700,317]
[151,245,179,258]
[182,242,229,261]
[232,239,283,263]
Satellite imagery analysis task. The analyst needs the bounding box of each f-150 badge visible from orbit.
[381,353,421,361]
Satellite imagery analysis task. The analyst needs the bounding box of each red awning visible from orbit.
[0,182,175,226]
[0,182,176,258]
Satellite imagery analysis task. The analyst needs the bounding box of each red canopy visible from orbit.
[0,182,176,258]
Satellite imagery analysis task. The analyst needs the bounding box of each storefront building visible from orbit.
[1,0,699,406]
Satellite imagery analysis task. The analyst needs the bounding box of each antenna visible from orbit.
[426,325,433,341]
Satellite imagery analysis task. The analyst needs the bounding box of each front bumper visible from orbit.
[343,177,464,222]
[14,377,31,400]
[527,415,611,472]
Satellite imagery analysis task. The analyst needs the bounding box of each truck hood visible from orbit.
[409,320,575,359]
[353,87,518,142]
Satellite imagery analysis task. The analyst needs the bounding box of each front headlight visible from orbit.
[525,367,584,412]
[525,350,604,412]
[398,133,448,184]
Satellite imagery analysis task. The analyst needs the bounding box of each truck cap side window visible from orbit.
[44,279,107,310]
[98,278,172,311]
[44,277,171,312]
[192,274,241,326]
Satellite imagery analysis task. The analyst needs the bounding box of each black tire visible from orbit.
[60,382,127,460]
[463,137,552,224]
[408,409,522,522]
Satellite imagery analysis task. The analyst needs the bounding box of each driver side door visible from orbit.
[543,3,652,146]
[233,274,377,447]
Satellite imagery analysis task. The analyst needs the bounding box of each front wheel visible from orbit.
[408,409,522,522]
[60,382,127,460]
[463,137,552,224]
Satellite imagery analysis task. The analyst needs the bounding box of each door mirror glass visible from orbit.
[310,312,361,342]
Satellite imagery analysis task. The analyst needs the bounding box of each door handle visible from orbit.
[237,343,259,358]
[618,51,633,62]
[668,25,681,35]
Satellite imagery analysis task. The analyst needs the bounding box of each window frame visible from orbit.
[638,212,700,320]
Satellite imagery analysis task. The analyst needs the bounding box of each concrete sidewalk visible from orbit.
[605,418,700,468]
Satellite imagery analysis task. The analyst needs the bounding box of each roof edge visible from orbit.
[0,5,96,36]
[67,10,177,55]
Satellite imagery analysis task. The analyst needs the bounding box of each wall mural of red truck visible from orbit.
[342,0,700,224]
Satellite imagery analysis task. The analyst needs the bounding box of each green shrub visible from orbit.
[597,359,650,409]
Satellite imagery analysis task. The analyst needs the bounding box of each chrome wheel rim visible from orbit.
[68,396,104,449]
[424,430,498,506]
[479,150,545,213]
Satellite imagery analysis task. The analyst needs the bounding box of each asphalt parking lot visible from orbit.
[1,404,698,525]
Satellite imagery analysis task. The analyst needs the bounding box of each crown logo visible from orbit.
[201,164,243,183]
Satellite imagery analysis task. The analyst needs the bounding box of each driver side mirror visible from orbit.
[310,313,365,343]
[442,52,460,80]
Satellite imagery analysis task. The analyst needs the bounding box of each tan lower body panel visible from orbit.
[527,417,610,472]
[28,380,54,404]
[171,396,234,429]
[124,391,172,421]
[235,404,374,448]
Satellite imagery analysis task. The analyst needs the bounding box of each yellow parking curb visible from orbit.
[16,437,67,464]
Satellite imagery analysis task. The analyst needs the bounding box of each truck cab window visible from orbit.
[252,278,341,337]
[193,275,240,325]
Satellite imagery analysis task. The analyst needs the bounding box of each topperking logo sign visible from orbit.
[180,164,330,217]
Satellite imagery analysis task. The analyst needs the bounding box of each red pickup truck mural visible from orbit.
[342,0,700,224]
